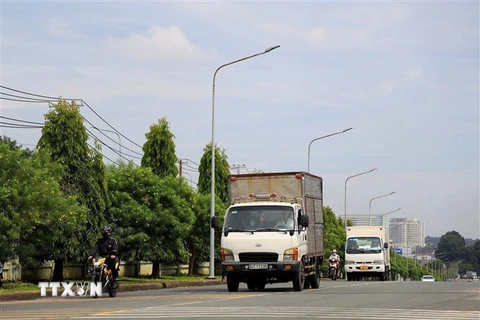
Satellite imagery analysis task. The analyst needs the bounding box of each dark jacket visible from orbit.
[91,238,119,257]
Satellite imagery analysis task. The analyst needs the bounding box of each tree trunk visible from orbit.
[151,260,161,278]
[135,261,140,277]
[188,254,196,276]
[135,248,140,277]
[52,258,64,282]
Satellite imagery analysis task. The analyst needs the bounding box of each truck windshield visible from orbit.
[346,237,382,254]
[224,205,295,232]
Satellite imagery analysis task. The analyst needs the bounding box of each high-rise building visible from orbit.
[346,214,389,227]
[389,218,426,257]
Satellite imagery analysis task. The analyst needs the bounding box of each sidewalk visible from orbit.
[0,279,224,302]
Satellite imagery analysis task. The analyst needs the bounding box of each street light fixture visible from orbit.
[92,126,122,159]
[344,168,377,228]
[378,207,401,226]
[208,45,281,279]
[368,191,396,226]
[307,127,353,173]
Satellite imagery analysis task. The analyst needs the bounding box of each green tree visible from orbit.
[322,206,346,273]
[323,206,345,254]
[105,163,194,278]
[37,99,107,280]
[0,136,34,158]
[0,142,87,271]
[141,117,178,177]
[436,231,466,262]
[185,193,226,275]
[197,143,230,203]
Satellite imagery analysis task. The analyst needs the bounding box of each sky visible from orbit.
[1,0,479,239]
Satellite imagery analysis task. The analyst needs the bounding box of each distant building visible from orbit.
[389,218,426,257]
[347,214,389,227]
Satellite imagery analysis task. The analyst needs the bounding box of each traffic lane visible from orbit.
[1,280,479,319]
[129,280,479,312]
[303,280,480,312]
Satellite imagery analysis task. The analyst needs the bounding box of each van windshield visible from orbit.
[224,205,295,232]
[346,236,382,254]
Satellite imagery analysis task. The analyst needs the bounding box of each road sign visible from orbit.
[395,248,403,255]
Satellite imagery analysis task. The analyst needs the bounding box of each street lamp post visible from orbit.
[344,168,377,228]
[92,126,122,159]
[307,127,352,173]
[208,45,280,279]
[368,191,396,226]
[378,207,401,226]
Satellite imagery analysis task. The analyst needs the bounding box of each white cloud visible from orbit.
[374,81,398,97]
[46,23,69,37]
[257,22,369,51]
[107,26,209,62]
[303,27,328,44]
[45,22,87,39]
[257,23,298,38]
[403,69,422,79]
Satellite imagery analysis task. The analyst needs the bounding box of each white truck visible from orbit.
[344,226,390,281]
[218,172,324,292]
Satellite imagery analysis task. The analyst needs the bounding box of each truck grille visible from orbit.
[239,252,278,262]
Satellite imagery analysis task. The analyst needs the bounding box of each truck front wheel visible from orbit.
[293,261,305,291]
[227,275,239,292]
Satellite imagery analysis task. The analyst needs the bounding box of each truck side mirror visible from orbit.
[210,216,217,229]
[384,242,388,249]
[301,215,309,227]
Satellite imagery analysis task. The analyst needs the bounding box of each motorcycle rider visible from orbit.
[88,225,119,286]
[329,249,341,277]
[329,249,341,262]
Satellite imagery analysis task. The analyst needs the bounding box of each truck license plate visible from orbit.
[249,263,268,270]
[360,265,368,270]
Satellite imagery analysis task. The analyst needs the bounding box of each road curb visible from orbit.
[0,280,224,302]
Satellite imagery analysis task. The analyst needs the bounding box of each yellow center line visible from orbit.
[168,293,268,306]
[94,309,130,315]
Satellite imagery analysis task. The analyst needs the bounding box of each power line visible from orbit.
[179,158,200,166]
[0,85,81,100]
[181,167,198,173]
[0,124,43,129]
[91,126,143,157]
[0,96,53,103]
[0,85,143,153]
[82,100,143,150]
[87,141,120,166]
[0,115,44,125]
[1,114,141,161]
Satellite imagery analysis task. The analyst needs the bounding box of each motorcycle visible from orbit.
[328,257,339,281]
[88,256,119,298]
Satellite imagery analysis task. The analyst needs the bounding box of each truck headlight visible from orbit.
[221,248,234,262]
[345,260,355,265]
[373,260,384,264]
[284,248,298,261]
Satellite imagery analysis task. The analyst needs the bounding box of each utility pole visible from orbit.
[231,164,248,174]
[179,159,183,177]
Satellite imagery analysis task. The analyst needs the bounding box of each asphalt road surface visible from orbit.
[1,280,479,320]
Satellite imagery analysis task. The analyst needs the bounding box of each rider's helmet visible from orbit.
[333,249,337,254]
[102,225,113,239]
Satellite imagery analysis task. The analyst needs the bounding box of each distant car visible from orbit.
[421,275,435,282]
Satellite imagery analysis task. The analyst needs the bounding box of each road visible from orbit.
[1,280,479,320]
